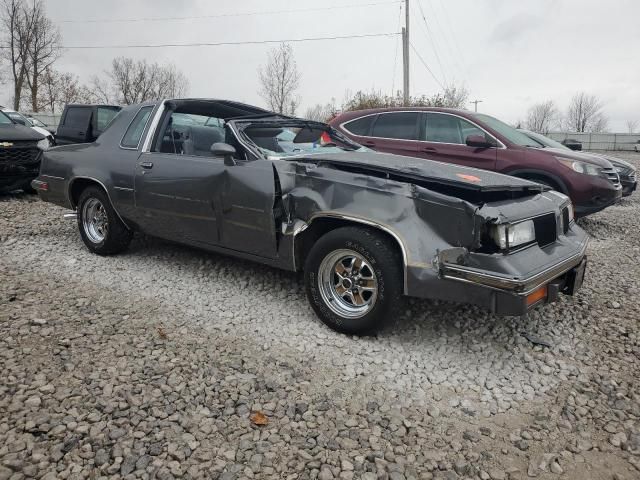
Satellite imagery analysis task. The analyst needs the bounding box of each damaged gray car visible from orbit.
[32,99,589,334]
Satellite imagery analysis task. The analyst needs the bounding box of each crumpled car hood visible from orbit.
[289,151,545,193]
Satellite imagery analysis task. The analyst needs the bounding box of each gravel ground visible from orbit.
[1,152,639,480]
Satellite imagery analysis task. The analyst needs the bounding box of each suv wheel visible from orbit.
[77,186,132,255]
[304,226,402,335]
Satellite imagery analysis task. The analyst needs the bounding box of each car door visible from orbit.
[419,112,498,170]
[357,112,421,157]
[56,106,92,145]
[133,111,278,258]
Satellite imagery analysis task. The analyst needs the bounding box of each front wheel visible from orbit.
[304,226,403,335]
[77,186,132,255]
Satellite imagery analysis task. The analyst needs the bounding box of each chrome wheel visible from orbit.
[82,198,109,244]
[318,249,378,319]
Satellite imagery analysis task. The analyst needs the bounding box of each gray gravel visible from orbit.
[1,152,639,479]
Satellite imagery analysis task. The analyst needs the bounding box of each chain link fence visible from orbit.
[547,132,640,151]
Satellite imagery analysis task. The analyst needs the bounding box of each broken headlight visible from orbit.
[490,220,536,250]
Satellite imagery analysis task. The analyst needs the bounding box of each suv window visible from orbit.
[424,113,484,144]
[96,107,121,132]
[371,112,419,140]
[63,107,91,128]
[121,106,153,148]
[343,115,375,136]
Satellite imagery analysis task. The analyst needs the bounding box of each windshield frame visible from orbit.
[472,113,544,148]
[230,118,364,160]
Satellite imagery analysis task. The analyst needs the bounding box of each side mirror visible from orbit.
[211,142,237,166]
[465,134,495,148]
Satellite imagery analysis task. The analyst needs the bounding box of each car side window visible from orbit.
[63,107,91,128]
[371,112,419,140]
[158,112,227,157]
[424,113,485,144]
[121,106,153,149]
[343,116,375,136]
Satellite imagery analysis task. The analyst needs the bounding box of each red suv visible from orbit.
[330,107,622,217]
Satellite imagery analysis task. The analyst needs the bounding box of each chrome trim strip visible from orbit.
[441,238,588,295]
[68,176,131,230]
[292,211,410,295]
[119,105,155,151]
[340,110,506,149]
[113,186,134,192]
[42,174,65,181]
[141,101,166,153]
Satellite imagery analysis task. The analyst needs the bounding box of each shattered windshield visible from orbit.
[241,121,365,158]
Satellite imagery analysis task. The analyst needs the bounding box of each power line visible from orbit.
[1,33,400,50]
[414,0,448,86]
[434,0,468,80]
[56,1,402,24]
[409,41,444,90]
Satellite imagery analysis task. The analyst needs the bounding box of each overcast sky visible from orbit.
[4,0,640,130]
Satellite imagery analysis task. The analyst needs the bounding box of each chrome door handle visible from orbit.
[139,161,154,169]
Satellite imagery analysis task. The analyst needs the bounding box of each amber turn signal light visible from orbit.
[526,285,548,306]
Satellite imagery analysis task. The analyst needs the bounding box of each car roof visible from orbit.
[332,106,475,123]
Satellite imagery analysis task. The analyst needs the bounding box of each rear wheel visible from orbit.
[77,186,132,255]
[304,226,402,335]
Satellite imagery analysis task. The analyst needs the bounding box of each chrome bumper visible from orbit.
[439,238,589,296]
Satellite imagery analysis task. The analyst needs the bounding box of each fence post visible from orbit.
[614,134,617,151]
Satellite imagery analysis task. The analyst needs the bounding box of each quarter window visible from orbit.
[424,113,485,144]
[343,116,375,136]
[121,106,153,148]
[371,112,419,140]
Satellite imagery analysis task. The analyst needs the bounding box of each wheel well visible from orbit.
[69,178,105,208]
[294,216,406,279]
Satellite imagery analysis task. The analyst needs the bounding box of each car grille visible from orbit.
[0,141,41,165]
[600,167,621,188]
[533,213,557,248]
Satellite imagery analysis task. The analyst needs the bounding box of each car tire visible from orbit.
[304,226,403,335]
[77,186,132,255]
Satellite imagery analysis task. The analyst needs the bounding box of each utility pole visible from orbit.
[470,99,483,112]
[402,0,410,104]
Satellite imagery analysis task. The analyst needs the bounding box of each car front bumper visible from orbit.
[574,186,622,217]
[405,226,589,316]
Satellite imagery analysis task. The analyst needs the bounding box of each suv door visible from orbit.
[356,112,421,157]
[419,112,498,170]
[56,106,92,145]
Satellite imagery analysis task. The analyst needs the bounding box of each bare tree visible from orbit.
[303,100,338,122]
[1,0,37,110]
[258,43,300,115]
[565,92,607,133]
[525,100,558,134]
[23,0,61,111]
[626,119,639,134]
[442,84,469,108]
[90,57,189,105]
[39,67,92,113]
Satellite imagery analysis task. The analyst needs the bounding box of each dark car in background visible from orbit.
[31,99,589,335]
[561,138,583,151]
[0,110,47,194]
[330,107,622,217]
[520,129,636,197]
[56,104,121,145]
